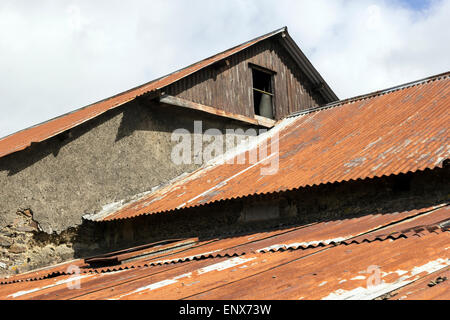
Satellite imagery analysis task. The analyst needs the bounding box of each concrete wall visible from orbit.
[0,97,259,275]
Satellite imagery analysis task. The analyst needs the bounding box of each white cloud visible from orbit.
[0,0,448,138]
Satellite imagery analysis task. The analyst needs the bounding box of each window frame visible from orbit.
[249,63,276,119]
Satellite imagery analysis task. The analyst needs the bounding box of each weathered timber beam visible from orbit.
[158,94,276,128]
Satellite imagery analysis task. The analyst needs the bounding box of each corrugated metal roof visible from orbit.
[386,268,449,300]
[187,231,449,301]
[0,204,448,300]
[6,204,448,284]
[0,27,337,159]
[99,72,450,221]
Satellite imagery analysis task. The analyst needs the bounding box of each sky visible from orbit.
[0,0,449,138]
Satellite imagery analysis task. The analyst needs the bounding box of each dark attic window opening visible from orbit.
[251,66,275,119]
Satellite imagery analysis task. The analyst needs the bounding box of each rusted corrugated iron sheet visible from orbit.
[83,238,199,266]
[0,259,87,285]
[0,28,289,159]
[348,205,450,244]
[186,231,449,300]
[2,229,446,300]
[1,258,230,300]
[101,73,450,221]
[106,204,448,271]
[1,204,447,284]
[0,205,448,300]
[0,226,297,284]
[387,268,449,300]
[254,205,449,252]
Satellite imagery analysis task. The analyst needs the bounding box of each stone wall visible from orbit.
[0,97,260,276]
[0,209,76,274]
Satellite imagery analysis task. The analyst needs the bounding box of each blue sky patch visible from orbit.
[395,0,433,10]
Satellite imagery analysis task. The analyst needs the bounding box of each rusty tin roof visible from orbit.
[98,72,450,221]
[0,204,448,300]
[0,27,337,159]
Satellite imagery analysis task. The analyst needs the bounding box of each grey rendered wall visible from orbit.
[0,99,257,233]
[0,98,259,275]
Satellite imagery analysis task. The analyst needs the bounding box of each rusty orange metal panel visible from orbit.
[3,230,447,300]
[0,226,295,284]
[71,230,448,300]
[0,258,229,300]
[250,205,449,252]
[0,259,88,285]
[185,232,449,300]
[83,238,199,266]
[389,268,450,300]
[101,74,450,221]
[0,273,98,300]
[1,204,447,285]
[1,205,448,300]
[349,205,450,243]
[0,28,287,159]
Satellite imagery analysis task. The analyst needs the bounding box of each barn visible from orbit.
[0,27,448,300]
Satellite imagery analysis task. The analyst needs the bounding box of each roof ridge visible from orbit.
[0,27,287,143]
[1,26,336,159]
[289,70,450,118]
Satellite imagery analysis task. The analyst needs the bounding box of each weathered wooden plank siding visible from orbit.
[165,39,325,120]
